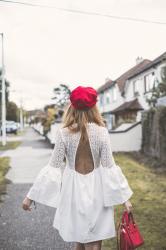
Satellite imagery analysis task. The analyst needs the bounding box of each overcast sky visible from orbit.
[0,0,166,110]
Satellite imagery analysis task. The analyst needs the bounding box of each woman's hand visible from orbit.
[22,197,33,211]
[124,200,133,213]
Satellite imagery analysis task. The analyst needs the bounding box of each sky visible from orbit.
[0,0,166,110]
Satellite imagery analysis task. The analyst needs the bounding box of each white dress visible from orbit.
[27,122,133,243]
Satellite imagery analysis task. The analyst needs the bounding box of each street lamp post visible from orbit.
[0,33,6,146]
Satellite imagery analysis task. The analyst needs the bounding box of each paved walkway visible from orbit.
[0,127,74,250]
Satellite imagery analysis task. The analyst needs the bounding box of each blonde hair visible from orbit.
[62,104,105,141]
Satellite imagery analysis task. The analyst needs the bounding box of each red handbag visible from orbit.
[117,211,144,250]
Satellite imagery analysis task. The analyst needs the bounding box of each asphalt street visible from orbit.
[0,127,74,250]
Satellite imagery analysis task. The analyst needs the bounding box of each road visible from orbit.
[0,127,74,250]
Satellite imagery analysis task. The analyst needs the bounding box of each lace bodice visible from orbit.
[48,122,116,171]
[27,122,133,208]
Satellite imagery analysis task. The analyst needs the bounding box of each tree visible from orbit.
[0,68,10,118]
[146,66,166,107]
[158,66,166,96]
[42,107,56,135]
[6,101,19,122]
[146,83,160,107]
[0,68,10,102]
[52,84,71,108]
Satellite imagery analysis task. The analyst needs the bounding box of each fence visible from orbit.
[32,121,142,152]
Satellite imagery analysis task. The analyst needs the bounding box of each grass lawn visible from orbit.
[0,157,10,202]
[0,139,22,201]
[103,153,166,250]
[0,141,22,151]
[10,129,26,137]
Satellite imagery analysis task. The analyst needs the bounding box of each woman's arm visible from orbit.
[22,128,65,211]
[22,197,33,211]
[124,200,133,213]
[100,127,133,208]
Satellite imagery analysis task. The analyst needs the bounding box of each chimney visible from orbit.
[136,56,144,65]
[105,77,111,82]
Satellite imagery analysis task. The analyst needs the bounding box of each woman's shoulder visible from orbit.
[87,123,109,141]
[59,125,76,136]
[87,122,108,131]
[59,122,108,135]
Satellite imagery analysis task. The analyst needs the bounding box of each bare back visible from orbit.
[75,129,94,175]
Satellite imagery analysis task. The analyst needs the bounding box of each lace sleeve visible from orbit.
[100,127,116,168]
[48,128,65,168]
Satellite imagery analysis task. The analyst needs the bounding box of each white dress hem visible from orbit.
[53,225,117,244]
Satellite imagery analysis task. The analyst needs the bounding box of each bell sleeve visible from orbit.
[100,127,133,207]
[26,128,65,208]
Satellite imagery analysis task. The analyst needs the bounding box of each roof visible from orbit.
[115,59,151,94]
[128,51,166,80]
[97,51,166,96]
[111,98,144,114]
[97,79,115,93]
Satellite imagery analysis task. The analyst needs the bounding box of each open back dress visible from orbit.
[27,122,133,243]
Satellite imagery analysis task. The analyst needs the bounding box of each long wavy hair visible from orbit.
[62,104,106,141]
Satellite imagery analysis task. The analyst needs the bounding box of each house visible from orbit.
[97,52,166,129]
[97,58,150,128]
[110,98,143,126]
[97,78,123,130]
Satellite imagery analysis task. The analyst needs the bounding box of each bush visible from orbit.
[142,106,166,166]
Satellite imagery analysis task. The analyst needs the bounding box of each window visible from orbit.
[133,80,137,94]
[160,66,166,80]
[112,86,117,101]
[99,94,104,106]
[133,79,140,96]
[144,72,155,93]
[105,92,110,104]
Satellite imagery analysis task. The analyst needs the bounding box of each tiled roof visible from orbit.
[128,51,166,80]
[111,98,143,114]
[115,59,151,94]
[97,79,115,93]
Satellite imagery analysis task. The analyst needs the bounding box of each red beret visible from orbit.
[70,86,98,110]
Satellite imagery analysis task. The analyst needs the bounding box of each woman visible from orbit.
[22,86,133,250]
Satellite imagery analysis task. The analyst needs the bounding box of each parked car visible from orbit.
[0,121,18,135]
[15,122,21,130]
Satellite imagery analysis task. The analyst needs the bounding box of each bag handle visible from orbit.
[128,211,136,226]
[122,211,135,225]
[122,211,129,224]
